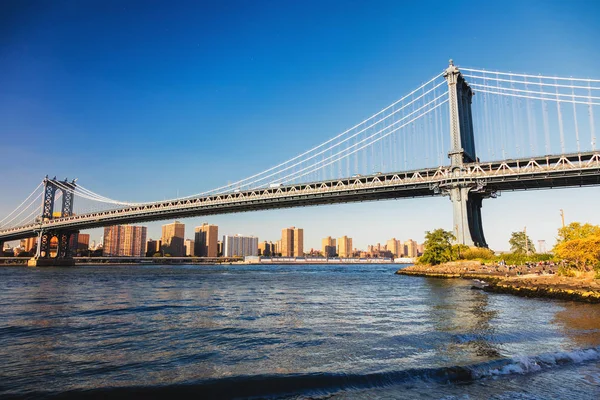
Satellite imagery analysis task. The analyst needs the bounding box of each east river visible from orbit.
[0,264,599,399]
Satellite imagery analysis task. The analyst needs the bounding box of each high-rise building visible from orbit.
[386,238,403,257]
[146,239,161,256]
[274,240,281,256]
[21,237,37,253]
[281,227,303,257]
[404,239,418,257]
[337,236,353,258]
[321,236,337,257]
[103,225,147,257]
[223,235,258,257]
[258,241,273,256]
[77,233,90,250]
[185,239,195,256]
[161,221,185,257]
[194,223,218,257]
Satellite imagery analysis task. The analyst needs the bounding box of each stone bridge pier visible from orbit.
[442,60,491,247]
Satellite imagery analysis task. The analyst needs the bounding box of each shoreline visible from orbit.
[396,262,600,303]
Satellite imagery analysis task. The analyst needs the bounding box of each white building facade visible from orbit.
[222,235,258,257]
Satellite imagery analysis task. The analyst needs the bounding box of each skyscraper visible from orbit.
[281,227,304,257]
[194,223,218,257]
[337,236,353,258]
[103,225,147,257]
[222,235,258,257]
[161,221,185,257]
[321,236,337,257]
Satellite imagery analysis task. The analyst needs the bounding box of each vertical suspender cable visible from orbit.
[555,79,566,154]
[589,81,597,151]
[571,82,581,153]
[541,76,551,154]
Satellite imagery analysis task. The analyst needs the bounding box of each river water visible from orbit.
[0,264,598,399]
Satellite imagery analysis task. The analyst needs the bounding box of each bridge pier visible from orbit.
[448,186,488,247]
[28,229,77,267]
[443,60,491,247]
[28,177,79,267]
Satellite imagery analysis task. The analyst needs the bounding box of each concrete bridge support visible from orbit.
[448,186,487,247]
[444,60,490,247]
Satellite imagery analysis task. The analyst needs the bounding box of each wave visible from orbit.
[8,346,600,400]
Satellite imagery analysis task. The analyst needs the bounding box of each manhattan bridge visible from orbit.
[1,61,599,265]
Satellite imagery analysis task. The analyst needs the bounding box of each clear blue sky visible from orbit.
[1,0,599,251]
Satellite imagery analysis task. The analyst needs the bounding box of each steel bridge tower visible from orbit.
[441,60,491,247]
[29,177,79,266]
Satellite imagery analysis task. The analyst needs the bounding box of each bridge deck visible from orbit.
[1,152,599,242]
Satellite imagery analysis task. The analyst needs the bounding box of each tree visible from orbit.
[554,235,600,271]
[556,222,600,244]
[509,231,535,254]
[419,229,455,265]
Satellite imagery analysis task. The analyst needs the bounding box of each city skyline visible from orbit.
[1,1,599,252]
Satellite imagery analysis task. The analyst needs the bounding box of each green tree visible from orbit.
[509,231,535,254]
[419,229,455,265]
[556,222,600,244]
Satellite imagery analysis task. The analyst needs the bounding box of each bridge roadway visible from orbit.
[1,151,599,242]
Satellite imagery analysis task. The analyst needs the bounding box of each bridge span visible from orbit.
[1,61,599,264]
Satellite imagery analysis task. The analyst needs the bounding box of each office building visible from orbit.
[337,236,353,258]
[321,236,337,257]
[194,223,218,257]
[161,221,185,257]
[185,239,195,256]
[281,227,303,257]
[223,235,258,257]
[103,225,147,257]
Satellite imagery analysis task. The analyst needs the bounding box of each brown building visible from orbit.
[103,225,147,257]
[194,223,218,257]
[386,238,403,257]
[404,239,418,258]
[146,239,161,256]
[321,236,337,257]
[281,227,303,257]
[161,221,185,257]
[77,233,90,250]
[21,237,37,253]
[337,236,353,258]
[258,241,273,256]
[185,239,195,256]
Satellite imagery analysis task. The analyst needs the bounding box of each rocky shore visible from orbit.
[396,261,600,303]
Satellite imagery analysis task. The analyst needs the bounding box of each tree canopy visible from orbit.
[557,222,600,244]
[419,229,455,265]
[509,231,535,254]
[554,222,600,272]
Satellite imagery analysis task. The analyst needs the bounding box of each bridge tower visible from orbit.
[442,60,490,247]
[29,177,78,266]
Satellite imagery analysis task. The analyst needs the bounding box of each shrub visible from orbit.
[460,247,495,261]
[557,265,577,277]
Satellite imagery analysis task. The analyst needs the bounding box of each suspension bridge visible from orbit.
[1,61,599,265]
